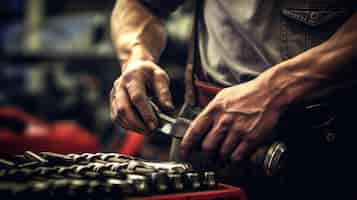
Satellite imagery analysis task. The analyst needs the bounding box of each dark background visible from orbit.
[0,0,193,157]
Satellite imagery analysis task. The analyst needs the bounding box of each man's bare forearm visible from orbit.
[111,0,167,71]
[259,12,357,107]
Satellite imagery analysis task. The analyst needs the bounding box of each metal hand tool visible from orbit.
[150,101,287,176]
[150,102,192,162]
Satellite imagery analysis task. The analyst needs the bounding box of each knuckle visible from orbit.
[125,80,138,90]
[132,67,146,75]
[116,105,125,115]
[136,66,150,75]
[212,97,226,108]
[207,106,219,116]
[155,70,169,80]
[207,101,224,113]
[215,89,226,98]
[113,78,122,87]
[159,88,170,96]
[131,92,145,104]
[145,60,159,67]
[122,73,134,83]
[110,88,123,103]
[133,60,152,67]
[219,118,233,130]
[220,120,230,127]
[121,73,130,82]
[244,134,257,144]
[123,70,144,82]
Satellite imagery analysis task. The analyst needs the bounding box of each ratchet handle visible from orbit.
[151,101,287,176]
[249,142,287,176]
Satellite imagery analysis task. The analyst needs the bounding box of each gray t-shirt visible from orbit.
[139,0,354,86]
[197,0,353,86]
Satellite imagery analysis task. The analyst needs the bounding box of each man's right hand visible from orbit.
[110,60,174,134]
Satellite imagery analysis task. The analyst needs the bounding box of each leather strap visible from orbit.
[195,80,223,107]
[183,0,202,109]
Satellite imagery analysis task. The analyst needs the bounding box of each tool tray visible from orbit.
[0,151,247,200]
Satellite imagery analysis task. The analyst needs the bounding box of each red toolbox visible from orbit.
[129,184,247,200]
[0,107,99,154]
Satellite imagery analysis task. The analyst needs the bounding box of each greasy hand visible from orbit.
[110,60,174,134]
[181,79,284,162]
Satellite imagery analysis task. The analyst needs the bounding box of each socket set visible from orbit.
[0,151,220,199]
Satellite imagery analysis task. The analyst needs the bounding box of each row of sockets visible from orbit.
[0,152,217,198]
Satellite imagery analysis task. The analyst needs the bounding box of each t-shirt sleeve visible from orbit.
[138,0,186,18]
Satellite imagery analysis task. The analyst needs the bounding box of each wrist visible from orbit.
[264,64,304,108]
[258,54,322,108]
[122,44,156,72]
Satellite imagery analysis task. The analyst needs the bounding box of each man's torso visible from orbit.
[197,0,354,86]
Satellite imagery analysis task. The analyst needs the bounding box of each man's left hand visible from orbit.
[181,78,285,162]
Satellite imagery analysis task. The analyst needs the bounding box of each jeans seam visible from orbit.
[280,17,289,60]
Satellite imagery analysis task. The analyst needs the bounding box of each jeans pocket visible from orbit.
[282,8,348,27]
[280,8,350,60]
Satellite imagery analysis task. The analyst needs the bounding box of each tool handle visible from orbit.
[169,138,182,161]
[249,142,287,176]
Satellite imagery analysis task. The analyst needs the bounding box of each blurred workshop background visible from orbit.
[0,0,193,159]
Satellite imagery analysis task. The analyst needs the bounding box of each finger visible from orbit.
[110,88,118,120]
[153,70,174,110]
[231,114,278,162]
[113,86,148,133]
[112,99,133,131]
[231,138,257,163]
[110,87,128,127]
[181,110,214,157]
[113,115,130,130]
[113,105,143,133]
[125,78,158,130]
[201,117,232,154]
[219,128,243,161]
